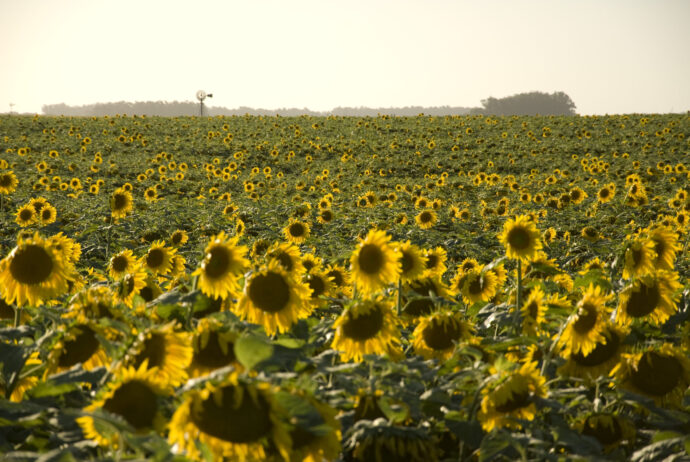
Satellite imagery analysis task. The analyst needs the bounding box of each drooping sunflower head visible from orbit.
[189,318,241,377]
[109,187,133,219]
[477,361,547,432]
[412,310,475,360]
[498,215,543,262]
[192,231,249,300]
[168,375,291,462]
[45,317,111,377]
[344,420,437,462]
[332,297,402,362]
[0,232,70,307]
[622,237,657,279]
[611,343,690,408]
[77,362,170,448]
[396,241,427,283]
[349,229,401,296]
[235,260,312,336]
[558,324,627,381]
[521,286,547,336]
[616,270,681,326]
[576,412,636,453]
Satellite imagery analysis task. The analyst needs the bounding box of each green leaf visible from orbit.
[28,381,78,398]
[573,270,612,292]
[377,396,409,424]
[445,413,484,448]
[234,335,273,370]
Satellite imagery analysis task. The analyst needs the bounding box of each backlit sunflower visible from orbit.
[283,218,311,244]
[411,310,474,360]
[575,412,636,453]
[15,204,37,227]
[645,226,680,270]
[0,233,70,306]
[192,231,249,300]
[77,362,169,448]
[622,237,656,279]
[478,361,547,432]
[414,209,437,229]
[265,241,305,275]
[168,375,291,462]
[109,187,133,219]
[498,215,542,262]
[116,265,148,308]
[559,284,613,357]
[108,249,137,279]
[558,324,627,381]
[188,318,241,378]
[141,240,176,276]
[397,241,427,283]
[616,270,681,326]
[235,261,312,336]
[122,323,192,387]
[611,343,690,407]
[44,318,111,377]
[331,297,402,362]
[349,229,401,296]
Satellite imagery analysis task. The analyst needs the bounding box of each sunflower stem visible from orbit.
[13,306,22,328]
[396,278,403,316]
[105,220,113,260]
[513,259,523,335]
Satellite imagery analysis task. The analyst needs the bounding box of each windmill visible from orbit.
[196,90,213,117]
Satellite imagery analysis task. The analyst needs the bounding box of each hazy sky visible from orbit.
[1,0,689,115]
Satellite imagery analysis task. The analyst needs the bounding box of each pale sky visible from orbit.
[1,0,689,115]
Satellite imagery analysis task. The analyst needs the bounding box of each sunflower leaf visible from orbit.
[234,335,274,370]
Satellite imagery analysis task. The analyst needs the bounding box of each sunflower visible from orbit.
[2,352,40,402]
[597,183,616,203]
[283,218,311,244]
[411,310,474,360]
[581,226,600,242]
[478,361,547,432]
[282,392,341,462]
[37,203,57,225]
[569,186,588,205]
[401,277,455,320]
[0,170,18,194]
[235,261,312,336]
[301,252,322,273]
[559,284,613,357]
[65,285,121,321]
[317,208,334,224]
[616,270,681,326]
[459,268,498,305]
[77,362,169,448]
[265,241,305,275]
[188,318,241,378]
[558,324,627,381]
[345,420,437,462]
[498,215,542,262]
[44,318,111,377]
[645,226,680,270]
[109,187,133,219]
[304,268,334,309]
[141,240,176,276]
[0,233,70,306]
[116,265,147,308]
[144,186,158,202]
[611,343,690,407]
[108,249,137,280]
[331,297,402,362]
[192,231,249,300]
[575,412,636,453]
[170,229,189,247]
[422,247,447,278]
[622,237,656,279]
[349,229,401,296]
[521,286,547,336]
[397,241,427,283]
[122,323,193,387]
[168,375,291,462]
[15,204,37,227]
[414,209,437,230]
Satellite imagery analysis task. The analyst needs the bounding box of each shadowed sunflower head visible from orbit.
[576,412,636,453]
[192,231,249,300]
[189,318,241,377]
[344,419,437,462]
[616,271,681,326]
[0,232,70,307]
[45,317,110,377]
[412,310,474,360]
[622,237,656,279]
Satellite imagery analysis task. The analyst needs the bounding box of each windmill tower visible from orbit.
[196,90,213,116]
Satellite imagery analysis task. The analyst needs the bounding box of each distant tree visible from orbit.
[479,91,577,116]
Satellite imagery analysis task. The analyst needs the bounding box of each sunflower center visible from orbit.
[192,385,272,443]
[400,252,414,273]
[111,255,129,272]
[307,275,325,298]
[600,188,610,199]
[58,325,100,367]
[272,251,293,272]
[403,298,434,317]
[193,331,236,368]
[139,285,155,302]
[582,415,623,446]
[103,380,158,430]
[41,209,52,220]
[291,426,317,449]
[631,248,642,268]
[113,193,128,210]
[248,272,290,313]
[420,211,433,223]
[467,276,483,295]
[526,301,539,319]
[327,270,343,286]
[342,305,384,341]
[0,175,11,187]
[630,352,681,396]
[19,209,34,221]
[204,246,231,279]
[9,244,54,285]
[422,319,461,350]
[425,254,438,269]
[494,388,531,413]
[172,233,183,245]
[507,227,531,250]
[133,333,166,369]
[146,248,165,269]
[289,223,305,237]
[625,283,660,317]
[573,303,598,334]
[358,244,384,274]
[572,331,620,367]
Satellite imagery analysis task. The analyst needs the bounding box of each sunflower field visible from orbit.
[0,113,688,461]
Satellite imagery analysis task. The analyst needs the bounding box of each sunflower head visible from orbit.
[349,229,401,296]
[412,310,474,360]
[622,237,657,279]
[110,187,133,219]
[192,231,249,300]
[498,215,543,262]
[283,218,311,244]
[559,284,613,357]
[397,241,427,283]
[616,271,681,326]
[141,240,176,276]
